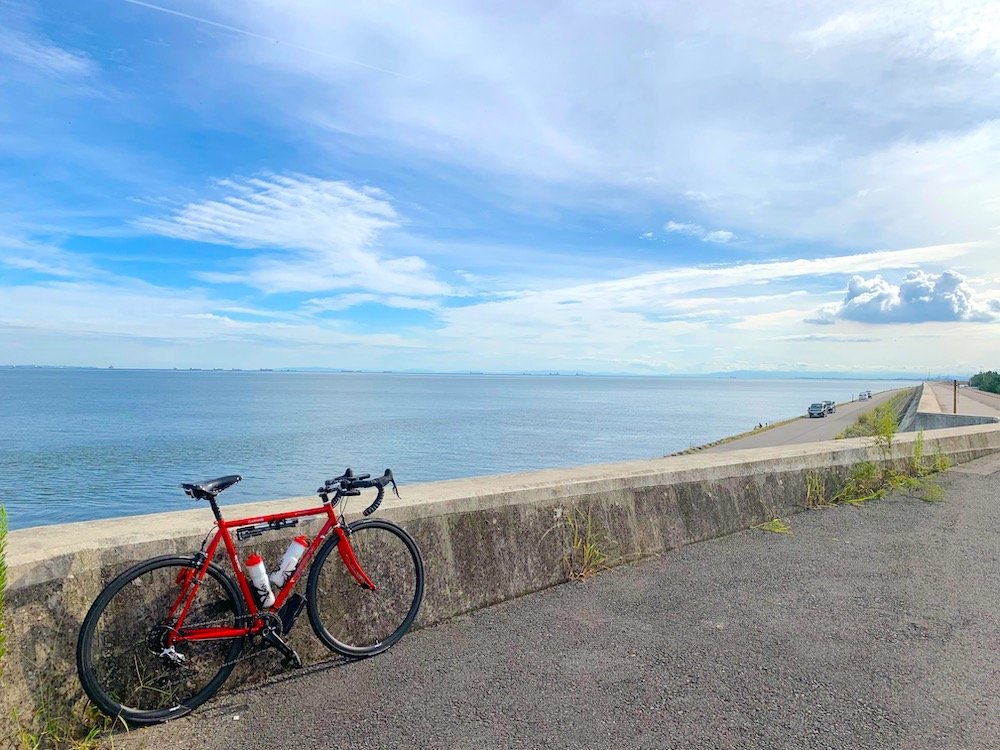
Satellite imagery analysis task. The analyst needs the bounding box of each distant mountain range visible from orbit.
[0,364,962,380]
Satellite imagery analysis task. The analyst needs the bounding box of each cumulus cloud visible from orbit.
[808,269,1000,324]
[664,221,735,244]
[137,174,450,296]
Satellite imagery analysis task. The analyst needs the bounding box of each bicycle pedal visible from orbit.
[277,593,306,635]
[282,650,303,669]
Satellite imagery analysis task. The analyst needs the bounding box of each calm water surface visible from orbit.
[0,370,916,530]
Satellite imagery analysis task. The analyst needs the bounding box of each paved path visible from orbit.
[924,382,1000,418]
[706,387,910,452]
[121,454,1000,750]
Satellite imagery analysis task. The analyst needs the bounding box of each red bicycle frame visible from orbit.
[166,501,374,644]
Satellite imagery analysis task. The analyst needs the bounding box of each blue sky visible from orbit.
[1,0,999,374]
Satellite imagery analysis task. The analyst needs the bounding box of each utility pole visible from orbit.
[953,379,958,414]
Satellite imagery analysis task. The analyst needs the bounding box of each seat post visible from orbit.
[209,497,223,523]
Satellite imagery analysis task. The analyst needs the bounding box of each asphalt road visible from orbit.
[120,453,1000,750]
[706,388,910,452]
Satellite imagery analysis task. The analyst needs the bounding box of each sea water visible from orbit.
[0,369,915,530]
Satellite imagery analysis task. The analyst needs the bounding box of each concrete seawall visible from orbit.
[899,382,1000,432]
[4,423,1000,741]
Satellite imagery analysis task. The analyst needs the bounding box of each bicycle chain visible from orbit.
[171,614,285,670]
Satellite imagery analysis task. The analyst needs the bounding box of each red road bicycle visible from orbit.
[76,468,424,725]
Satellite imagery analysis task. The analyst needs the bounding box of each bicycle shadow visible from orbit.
[185,654,353,724]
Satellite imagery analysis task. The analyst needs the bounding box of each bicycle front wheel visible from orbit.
[307,519,424,657]
[76,555,247,725]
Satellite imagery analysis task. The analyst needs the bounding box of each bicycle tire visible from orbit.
[76,554,247,725]
[306,519,424,657]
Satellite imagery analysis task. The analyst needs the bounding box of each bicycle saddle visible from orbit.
[181,475,242,500]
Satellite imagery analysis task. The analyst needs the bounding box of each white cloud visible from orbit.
[664,221,735,244]
[304,294,439,312]
[137,174,450,296]
[3,241,998,372]
[0,235,97,278]
[0,28,95,77]
[166,0,1000,250]
[431,243,985,368]
[664,221,703,236]
[808,268,1000,324]
[703,230,735,244]
[0,279,428,368]
[801,2,1000,63]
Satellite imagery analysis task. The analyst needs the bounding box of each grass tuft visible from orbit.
[752,518,792,534]
[836,390,914,440]
[562,506,611,580]
[14,697,121,750]
[804,471,832,509]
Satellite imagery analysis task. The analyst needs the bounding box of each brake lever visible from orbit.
[384,469,399,498]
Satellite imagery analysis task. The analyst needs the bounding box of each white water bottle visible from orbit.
[269,535,309,588]
[245,552,275,607]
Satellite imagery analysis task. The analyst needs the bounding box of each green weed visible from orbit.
[804,471,831,509]
[557,506,612,580]
[833,460,886,506]
[836,390,914,440]
[824,428,951,508]
[14,698,120,750]
[752,518,792,534]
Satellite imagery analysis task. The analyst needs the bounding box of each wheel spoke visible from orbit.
[307,520,424,656]
[78,557,246,724]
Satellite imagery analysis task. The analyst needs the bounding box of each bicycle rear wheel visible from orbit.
[307,519,424,657]
[76,555,247,725]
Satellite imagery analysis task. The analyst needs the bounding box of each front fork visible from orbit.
[334,524,376,590]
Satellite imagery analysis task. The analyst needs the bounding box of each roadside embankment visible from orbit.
[3,423,1000,743]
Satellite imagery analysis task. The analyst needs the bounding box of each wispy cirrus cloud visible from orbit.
[137,174,451,296]
[0,28,95,77]
[0,234,97,278]
[801,2,1000,63]
[162,0,1000,251]
[304,294,439,313]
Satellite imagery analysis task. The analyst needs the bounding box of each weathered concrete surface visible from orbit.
[899,382,1000,431]
[122,452,1000,750]
[922,381,1000,419]
[3,424,1000,744]
[910,412,999,430]
[896,382,924,432]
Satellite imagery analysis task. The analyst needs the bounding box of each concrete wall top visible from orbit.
[9,421,1000,591]
[918,381,942,413]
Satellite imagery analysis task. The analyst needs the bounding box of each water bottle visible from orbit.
[269,535,309,588]
[245,552,275,607]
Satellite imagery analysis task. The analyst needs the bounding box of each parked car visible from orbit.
[808,402,827,418]
[859,390,872,400]
[823,400,836,414]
